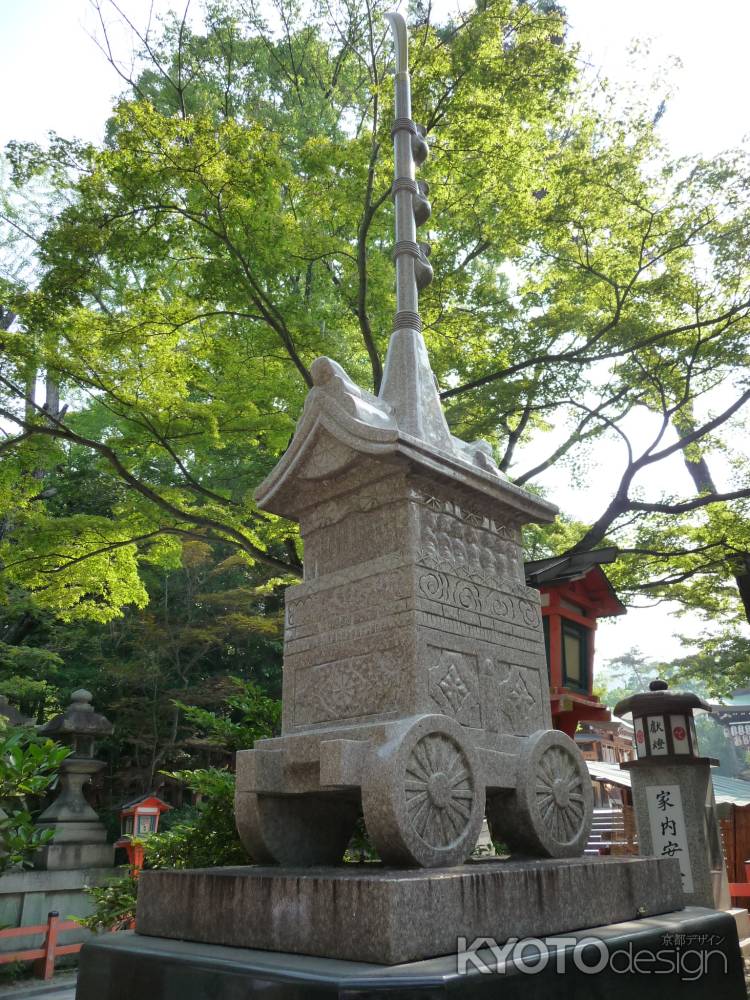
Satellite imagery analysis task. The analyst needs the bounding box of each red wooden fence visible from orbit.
[728,860,750,909]
[0,911,82,980]
[721,806,750,883]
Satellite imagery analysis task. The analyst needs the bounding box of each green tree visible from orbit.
[176,676,281,754]
[0,0,749,643]
[142,766,248,869]
[1,540,283,801]
[595,648,658,710]
[659,635,750,701]
[693,714,741,777]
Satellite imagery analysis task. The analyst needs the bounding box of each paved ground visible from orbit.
[0,988,75,999]
[0,972,77,1000]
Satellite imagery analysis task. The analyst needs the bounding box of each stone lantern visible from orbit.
[115,794,171,870]
[33,690,114,870]
[615,679,730,909]
[619,678,704,760]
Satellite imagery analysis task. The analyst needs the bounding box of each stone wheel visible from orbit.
[235,791,359,866]
[362,714,485,868]
[486,729,593,857]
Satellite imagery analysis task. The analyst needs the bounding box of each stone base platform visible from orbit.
[136,856,683,965]
[76,908,745,999]
[33,840,114,870]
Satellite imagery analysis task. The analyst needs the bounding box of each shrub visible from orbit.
[77,869,138,932]
[144,767,249,870]
[0,725,69,872]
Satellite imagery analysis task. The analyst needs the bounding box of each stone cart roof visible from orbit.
[255,352,557,527]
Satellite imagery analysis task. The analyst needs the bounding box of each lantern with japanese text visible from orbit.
[615,679,708,761]
[615,680,729,910]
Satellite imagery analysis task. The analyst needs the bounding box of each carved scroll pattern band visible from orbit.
[417,567,541,630]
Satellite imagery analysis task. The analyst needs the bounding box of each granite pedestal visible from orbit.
[134,857,683,964]
[76,906,746,999]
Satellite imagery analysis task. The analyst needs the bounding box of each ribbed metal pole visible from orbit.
[385,11,431,335]
[379,12,448,446]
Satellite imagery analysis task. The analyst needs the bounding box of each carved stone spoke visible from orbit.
[404,733,475,849]
[486,729,593,859]
[533,743,589,848]
[362,715,485,868]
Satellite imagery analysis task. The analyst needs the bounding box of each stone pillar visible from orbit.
[33,690,114,870]
[616,679,730,909]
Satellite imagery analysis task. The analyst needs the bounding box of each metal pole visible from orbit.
[384,11,432,336]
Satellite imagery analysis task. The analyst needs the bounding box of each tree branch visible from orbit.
[627,489,750,515]
[440,298,750,401]
[0,376,301,578]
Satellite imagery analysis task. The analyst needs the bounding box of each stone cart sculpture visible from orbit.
[234,11,594,868]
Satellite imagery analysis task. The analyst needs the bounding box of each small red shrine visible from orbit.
[525,547,626,738]
[115,793,171,870]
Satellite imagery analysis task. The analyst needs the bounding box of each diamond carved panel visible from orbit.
[480,659,546,735]
[428,648,481,727]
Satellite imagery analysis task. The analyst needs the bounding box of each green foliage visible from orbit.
[82,773,247,929]
[0,0,749,740]
[78,869,138,932]
[143,767,248,869]
[0,726,69,800]
[694,715,742,777]
[0,726,70,872]
[595,644,745,707]
[76,675,281,927]
[596,645,750,776]
[175,677,281,753]
[595,649,659,710]
[0,590,64,721]
[343,816,379,863]
[0,546,284,800]
[117,678,281,871]
[0,810,54,874]
[0,0,746,640]
[79,769,246,930]
[661,635,750,700]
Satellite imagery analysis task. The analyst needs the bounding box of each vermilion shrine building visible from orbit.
[525,547,626,738]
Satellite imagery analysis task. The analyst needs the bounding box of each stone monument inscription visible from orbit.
[645,783,694,893]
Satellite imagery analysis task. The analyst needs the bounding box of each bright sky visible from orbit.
[1,0,748,665]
